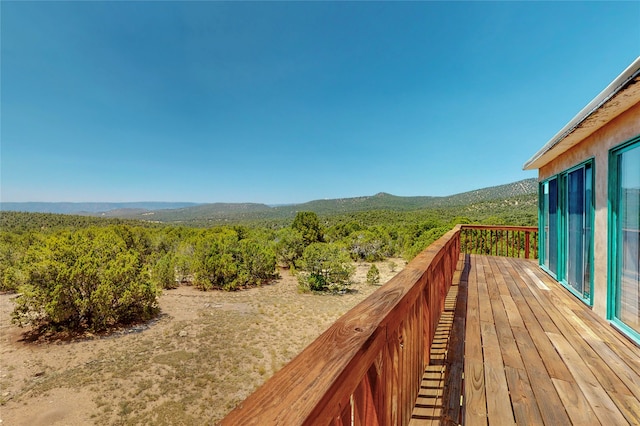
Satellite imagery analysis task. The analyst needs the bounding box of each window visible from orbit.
[540,160,593,304]
[541,178,559,276]
[565,163,592,299]
[609,137,640,341]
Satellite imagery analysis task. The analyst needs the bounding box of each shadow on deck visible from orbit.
[411,255,640,426]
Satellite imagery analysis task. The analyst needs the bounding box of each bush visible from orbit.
[366,264,380,285]
[297,243,354,293]
[151,253,178,289]
[292,212,324,246]
[347,230,387,262]
[12,227,158,332]
[274,228,304,268]
[193,230,276,291]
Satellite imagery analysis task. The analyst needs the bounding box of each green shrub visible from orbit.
[151,253,178,289]
[366,264,380,285]
[12,227,158,332]
[297,243,354,293]
[193,230,276,291]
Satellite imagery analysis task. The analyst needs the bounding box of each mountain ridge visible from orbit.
[1,178,537,222]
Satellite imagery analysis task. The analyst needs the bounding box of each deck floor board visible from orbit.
[411,254,640,425]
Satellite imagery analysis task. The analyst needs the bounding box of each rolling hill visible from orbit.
[1,178,537,224]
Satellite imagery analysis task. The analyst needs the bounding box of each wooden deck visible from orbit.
[410,254,640,425]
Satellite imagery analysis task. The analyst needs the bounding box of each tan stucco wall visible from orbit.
[538,101,640,318]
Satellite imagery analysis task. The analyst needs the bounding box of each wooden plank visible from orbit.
[504,366,544,425]
[516,262,640,356]
[508,257,640,425]
[551,378,600,425]
[475,260,494,327]
[571,308,640,377]
[583,336,640,400]
[465,256,483,363]
[452,253,640,426]
[511,259,638,402]
[485,257,525,370]
[510,325,572,425]
[482,256,572,425]
[480,322,516,425]
[616,393,640,425]
[487,256,511,296]
[544,297,635,398]
[546,332,628,425]
[463,255,487,425]
[501,260,574,382]
[463,359,487,426]
[501,294,525,330]
[514,266,560,335]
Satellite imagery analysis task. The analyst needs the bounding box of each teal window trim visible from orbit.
[539,177,559,280]
[538,181,544,268]
[610,319,640,346]
[538,159,594,306]
[561,159,595,306]
[558,172,567,284]
[587,162,595,304]
[607,135,640,345]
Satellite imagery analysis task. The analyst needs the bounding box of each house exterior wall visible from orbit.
[538,102,640,318]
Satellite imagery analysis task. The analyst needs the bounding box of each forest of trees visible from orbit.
[0,196,537,334]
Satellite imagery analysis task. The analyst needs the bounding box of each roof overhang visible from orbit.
[523,56,640,171]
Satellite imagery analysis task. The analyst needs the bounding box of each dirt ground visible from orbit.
[0,259,404,425]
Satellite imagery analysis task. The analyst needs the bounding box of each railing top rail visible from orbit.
[221,224,463,425]
[460,224,537,232]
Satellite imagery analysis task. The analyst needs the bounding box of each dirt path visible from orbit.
[0,259,404,425]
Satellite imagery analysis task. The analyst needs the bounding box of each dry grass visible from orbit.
[0,259,404,425]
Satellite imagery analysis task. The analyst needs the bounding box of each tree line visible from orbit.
[1,204,536,333]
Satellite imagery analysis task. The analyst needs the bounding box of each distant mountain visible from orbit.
[1,178,537,223]
[427,178,538,207]
[275,192,438,215]
[281,178,538,214]
[0,202,199,214]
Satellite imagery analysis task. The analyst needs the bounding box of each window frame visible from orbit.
[607,135,640,344]
[539,158,595,306]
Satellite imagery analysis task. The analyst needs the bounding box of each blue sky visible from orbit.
[2,1,639,204]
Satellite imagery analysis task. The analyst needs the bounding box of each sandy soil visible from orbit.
[0,259,404,425]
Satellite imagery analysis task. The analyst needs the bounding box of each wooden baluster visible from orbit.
[489,230,497,255]
[353,357,384,426]
[475,229,479,255]
[517,231,521,258]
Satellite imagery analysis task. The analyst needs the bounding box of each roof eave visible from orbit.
[523,56,640,171]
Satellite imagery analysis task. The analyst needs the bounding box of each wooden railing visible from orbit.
[460,225,538,259]
[221,224,538,425]
[221,225,463,425]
